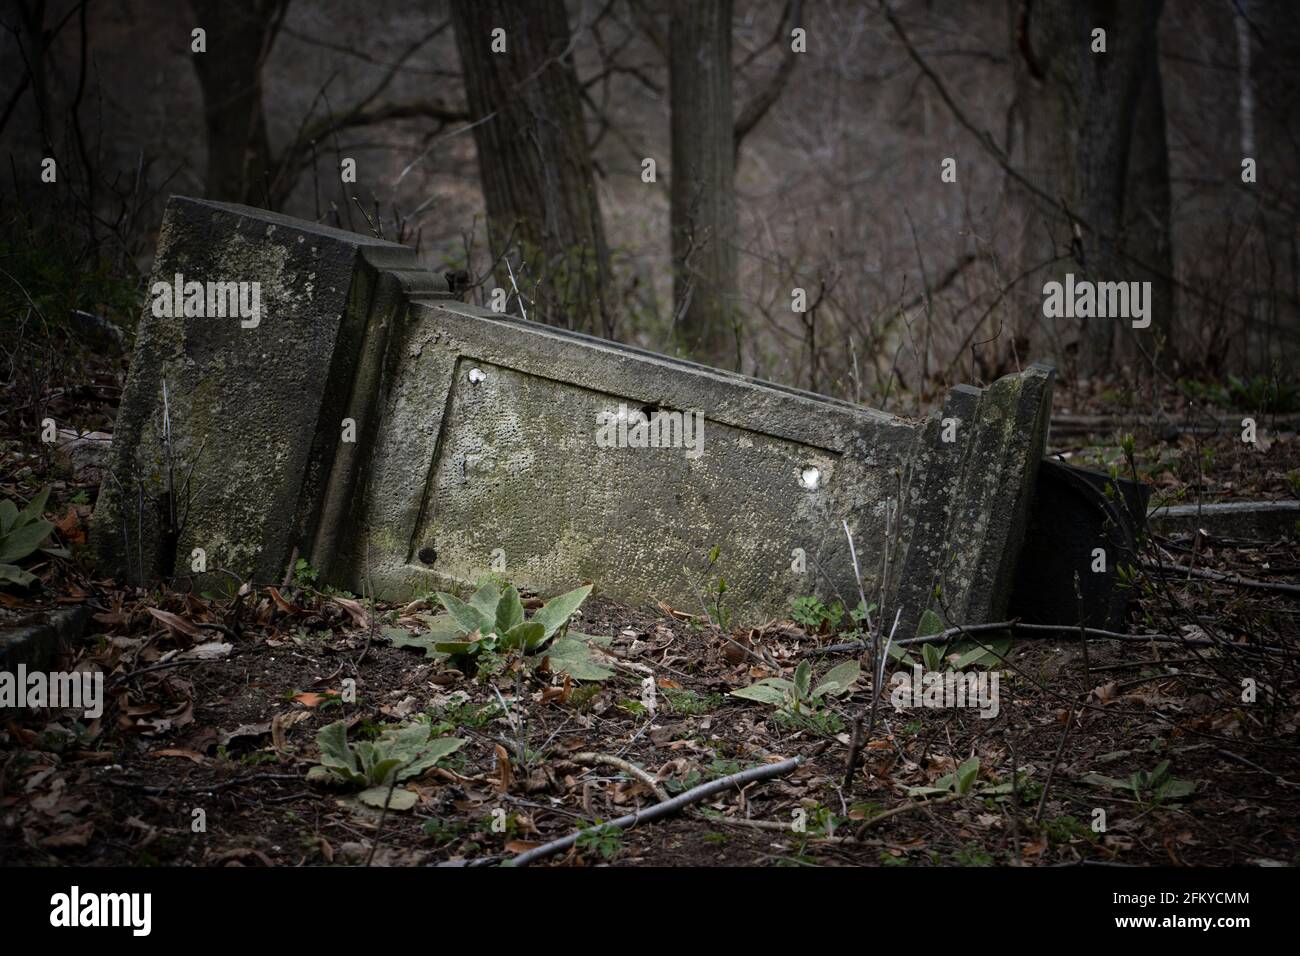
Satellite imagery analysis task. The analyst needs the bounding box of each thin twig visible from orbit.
[568,752,670,803]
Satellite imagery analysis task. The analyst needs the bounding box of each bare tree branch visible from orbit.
[734,0,803,156]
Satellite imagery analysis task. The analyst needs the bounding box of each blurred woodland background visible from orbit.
[2,0,1298,418]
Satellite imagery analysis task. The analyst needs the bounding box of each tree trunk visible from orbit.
[1245,0,1300,363]
[451,0,612,337]
[669,0,737,367]
[188,0,283,206]
[1010,0,1165,377]
[1121,42,1175,363]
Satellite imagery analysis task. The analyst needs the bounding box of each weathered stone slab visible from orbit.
[92,196,447,585]
[1010,460,1149,631]
[94,198,1055,632]
[1147,500,1299,542]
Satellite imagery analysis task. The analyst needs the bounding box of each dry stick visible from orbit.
[108,772,302,796]
[1142,560,1300,598]
[842,717,863,791]
[366,756,416,867]
[506,750,820,867]
[1034,701,1077,825]
[281,545,299,589]
[855,790,966,839]
[1214,748,1300,789]
[107,655,220,690]
[802,621,1289,657]
[840,519,873,793]
[569,752,670,803]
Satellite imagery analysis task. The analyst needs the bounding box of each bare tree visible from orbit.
[1243,0,1300,358]
[450,0,612,336]
[187,0,289,205]
[1121,39,1175,361]
[1009,0,1166,376]
[669,0,736,365]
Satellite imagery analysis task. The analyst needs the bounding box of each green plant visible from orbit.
[891,609,1010,669]
[387,580,613,680]
[0,487,67,588]
[774,706,844,736]
[307,718,466,810]
[426,699,503,735]
[1081,760,1195,805]
[575,821,624,860]
[662,688,723,716]
[790,596,842,632]
[730,659,859,717]
[421,818,465,845]
[1042,814,1098,845]
[906,755,982,798]
[683,545,732,630]
[292,557,319,588]
[951,843,995,866]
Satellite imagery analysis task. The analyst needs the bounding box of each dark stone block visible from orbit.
[1009,459,1150,631]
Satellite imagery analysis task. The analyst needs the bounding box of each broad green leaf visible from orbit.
[306,765,338,786]
[949,636,1011,669]
[354,741,379,778]
[382,619,454,659]
[469,581,502,621]
[316,721,359,776]
[368,757,405,786]
[533,584,593,639]
[730,679,793,706]
[16,487,50,528]
[500,620,544,651]
[916,609,946,638]
[0,500,17,534]
[545,634,614,680]
[436,592,493,635]
[1156,778,1195,801]
[921,642,944,672]
[812,660,860,698]
[905,785,954,798]
[0,563,38,588]
[793,660,812,700]
[433,639,477,656]
[495,586,525,634]
[955,756,980,795]
[378,722,431,759]
[358,786,418,811]
[1080,772,1133,791]
[886,643,915,664]
[0,518,54,564]
[399,737,466,780]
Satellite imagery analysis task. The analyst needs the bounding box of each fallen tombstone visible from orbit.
[1147,500,1299,543]
[1009,460,1150,631]
[94,196,1056,631]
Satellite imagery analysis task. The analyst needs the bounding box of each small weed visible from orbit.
[576,821,624,860]
[952,843,995,866]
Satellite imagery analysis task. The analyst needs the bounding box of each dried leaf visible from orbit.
[146,607,204,640]
[333,597,370,629]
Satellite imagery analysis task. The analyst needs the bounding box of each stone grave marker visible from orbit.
[95,197,1055,632]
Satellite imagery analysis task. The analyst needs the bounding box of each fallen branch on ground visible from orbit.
[505,746,825,867]
[566,752,670,803]
[800,620,1288,657]
[1143,561,1300,598]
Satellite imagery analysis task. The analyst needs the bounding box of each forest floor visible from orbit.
[1,344,1298,867]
